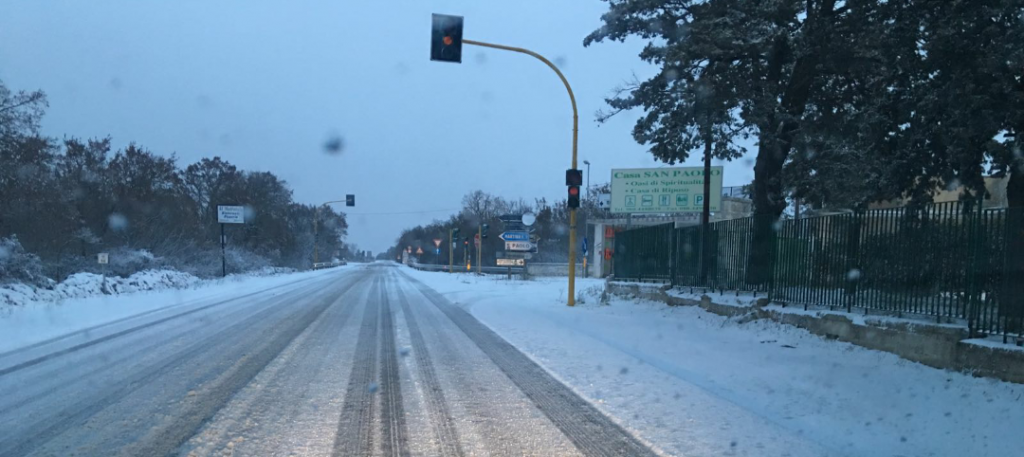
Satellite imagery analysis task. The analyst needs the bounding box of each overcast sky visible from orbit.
[0,0,756,254]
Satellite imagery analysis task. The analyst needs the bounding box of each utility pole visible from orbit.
[221,222,227,277]
[431,16,579,305]
[701,114,712,283]
[462,39,579,305]
[312,196,354,267]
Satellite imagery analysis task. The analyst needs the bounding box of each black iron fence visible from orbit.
[613,202,1024,341]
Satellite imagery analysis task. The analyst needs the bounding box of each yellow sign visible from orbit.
[610,166,723,214]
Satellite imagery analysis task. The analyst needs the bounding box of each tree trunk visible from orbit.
[747,131,788,285]
[746,27,828,285]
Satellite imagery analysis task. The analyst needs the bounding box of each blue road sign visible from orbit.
[582,237,588,255]
[499,231,530,242]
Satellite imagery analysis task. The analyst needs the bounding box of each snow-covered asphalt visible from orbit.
[0,263,655,456]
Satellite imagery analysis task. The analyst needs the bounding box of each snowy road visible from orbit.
[0,263,655,457]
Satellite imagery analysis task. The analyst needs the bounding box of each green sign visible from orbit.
[610,166,723,214]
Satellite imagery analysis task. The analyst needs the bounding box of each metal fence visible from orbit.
[613,202,1024,341]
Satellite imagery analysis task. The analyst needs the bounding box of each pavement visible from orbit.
[0,263,656,457]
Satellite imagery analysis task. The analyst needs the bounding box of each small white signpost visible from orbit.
[217,205,246,277]
[217,206,245,224]
[97,253,109,264]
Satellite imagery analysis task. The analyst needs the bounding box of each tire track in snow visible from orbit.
[122,276,363,457]
[393,274,464,457]
[400,271,658,457]
[332,276,382,456]
[0,274,325,377]
[0,273,359,457]
[379,272,410,457]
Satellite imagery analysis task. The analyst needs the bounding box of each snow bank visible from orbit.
[401,267,1024,457]
[0,266,297,309]
[0,269,201,307]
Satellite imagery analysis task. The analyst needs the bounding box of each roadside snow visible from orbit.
[0,267,297,308]
[402,267,1024,457]
[0,266,347,354]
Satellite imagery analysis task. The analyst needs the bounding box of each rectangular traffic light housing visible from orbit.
[566,169,583,186]
[431,14,464,63]
[345,194,355,207]
[568,186,581,208]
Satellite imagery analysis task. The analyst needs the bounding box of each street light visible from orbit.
[583,160,591,200]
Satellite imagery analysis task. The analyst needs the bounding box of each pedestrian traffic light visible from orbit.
[430,14,464,63]
[568,185,581,208]
[345,194,355,207]
[565,169,583,186]
[481,223,489,239]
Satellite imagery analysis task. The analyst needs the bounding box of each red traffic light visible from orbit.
[568,185,581,208]
[431,14,464,63]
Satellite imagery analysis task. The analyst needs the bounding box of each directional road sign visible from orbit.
[497,258,525,267]
[499,231,529,242]
[495,251,533,260]
[505,241,532,252]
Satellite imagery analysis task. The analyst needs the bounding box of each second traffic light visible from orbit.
[568,185,581,208]
[566,168,582,209]
[345,194,355,207]
[481,223,489,239]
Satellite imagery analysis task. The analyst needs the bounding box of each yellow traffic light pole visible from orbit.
[463,39,579,306]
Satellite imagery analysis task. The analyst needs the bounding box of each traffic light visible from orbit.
[345,194,355,207]
[464,238,469,246]
[568,185,581,208]
[452,227,460,238]
[566,168,582,208]
[430,14,464,63]
[481,223,489,239]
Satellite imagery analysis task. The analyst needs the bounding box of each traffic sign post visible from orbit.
[97,252,110,293]
[582,236,589,278]
[217,205,245,277]
[475,228,482,275]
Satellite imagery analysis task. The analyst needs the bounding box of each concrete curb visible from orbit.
[607,282,1024,385]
